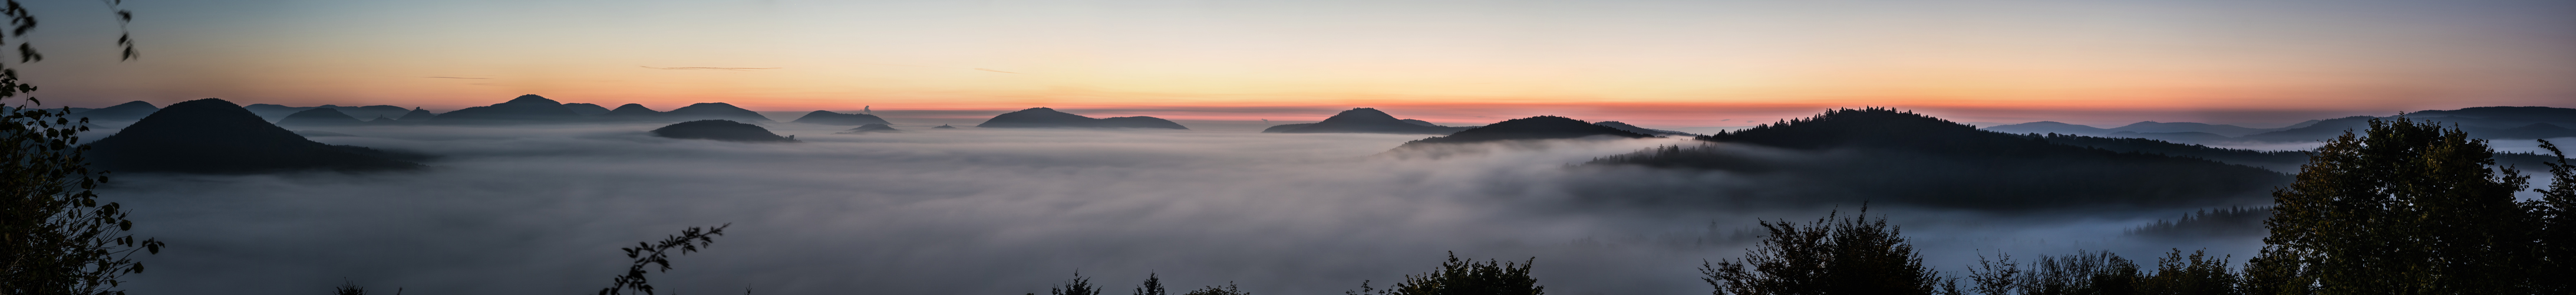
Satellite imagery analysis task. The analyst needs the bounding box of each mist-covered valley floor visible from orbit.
[94,122,2269,294]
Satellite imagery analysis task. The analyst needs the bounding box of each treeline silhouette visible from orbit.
[1590,108,2287,211]
[2125,207,2270,240]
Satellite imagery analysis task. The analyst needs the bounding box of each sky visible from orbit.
[14,0,2576,127]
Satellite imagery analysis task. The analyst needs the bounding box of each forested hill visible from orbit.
[1585,108,2288,211]
[2028,135,2309,172]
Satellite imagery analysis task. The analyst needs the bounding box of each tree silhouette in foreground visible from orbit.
[2244,116,2557,294]
[1700,206,1958,295]
[1345,252,1542,295]
[2,0,157,294]
[1965,249,2239,295]
[598,224,728,295]
[1050,271,1101,295]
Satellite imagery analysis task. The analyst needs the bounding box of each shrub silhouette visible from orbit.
[1700,206,1957,295]
[1348,251,1543,295]
[1051,271,1102,295]
[598,224,729,295]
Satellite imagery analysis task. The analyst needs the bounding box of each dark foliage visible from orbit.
[1351,252,1543,295]
[334,280,364,295]
[1966,250,2239,295]
[599,224,729,295]
[2533,140,2576,293]
[1051,271,1102,295]
[790,110,890,126]
[4,100,162,295]
[1700,207,1955,295]
[2249,116,2538,294]
[2025,134,2308,172]
[1592,108,2285,211]
[2124,207,2270,240]
[84,98,424,173]
[649,120,796,142]
[3,3,161,293]
[977,107,1188,129]
[1133,273,1165,295]
[1180,283,1248,295]
[1264,108,1466,135]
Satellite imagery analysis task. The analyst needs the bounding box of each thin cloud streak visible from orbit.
[423,77,490,80]
[639,66,783,71]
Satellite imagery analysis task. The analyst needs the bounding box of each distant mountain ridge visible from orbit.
[67,101,158,121]
[792,110,892,125]
[85,98,424,173]
[431,94,588,124]
[1394,116,1648,148]
[1981,106,2576,145]
[976,107,1187,129]
[1263,108,1469,135]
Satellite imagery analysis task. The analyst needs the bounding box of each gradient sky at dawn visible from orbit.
[14,0,2575,126]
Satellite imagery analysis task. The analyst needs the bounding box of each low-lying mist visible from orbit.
[100,122,2264,294]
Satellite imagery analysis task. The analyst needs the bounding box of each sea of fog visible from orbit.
[88,122,2265,295]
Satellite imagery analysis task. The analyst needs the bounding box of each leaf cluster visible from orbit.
[598,224,728,295]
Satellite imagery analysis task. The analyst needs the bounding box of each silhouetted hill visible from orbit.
[2235,116,2374,142]
[432,94,586,124]
[650,120,794,142]
[976,107,1188,129]
[664,103,773,122]
[565,103,612,116]
[840,123,901,133]
[2128,206,2271,240]
[1264,108,1468,134]
[602,103,663,120]
[338,105,412,119]
[67,101,157,121]
[931,124,957,129]
[1589,108,2287,211]
[2103,131,2233,143]
[1595,121,1693,136]
[2221,107,2576,142]
[1400,119,1439,127]
[1980,121,2109,136]
[242,103,304,121]
[85,99,424,173]
[239,104,409,122]
[1261,123,1314,133]
[1400,116,1648,146]
[363,115,404,125]
[791,110,891,125]
[294,130,357,137]
[2028,134,2309,172]
[395,107,436,122]
[2107,122,2273,137]
[275,109,367,126]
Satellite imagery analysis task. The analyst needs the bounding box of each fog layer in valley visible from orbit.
[98,122,2264,294]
